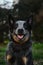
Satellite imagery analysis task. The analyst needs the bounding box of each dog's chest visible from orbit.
[12,42,31,57]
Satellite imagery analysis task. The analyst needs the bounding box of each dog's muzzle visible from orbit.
[17,29,24,39]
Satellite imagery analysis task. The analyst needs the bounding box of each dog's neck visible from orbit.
[10,37,32,49]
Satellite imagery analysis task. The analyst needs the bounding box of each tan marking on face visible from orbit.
[7,55,12,61]
[23,36,29,43]
[22,57,28,65]
[12,34,29,44]
[12,35,19,43]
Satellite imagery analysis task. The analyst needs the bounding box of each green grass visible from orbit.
[32,43,43,59]
[0,43,43,65]
[32,43,43,65]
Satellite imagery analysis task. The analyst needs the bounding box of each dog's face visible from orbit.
[9,15,32,44]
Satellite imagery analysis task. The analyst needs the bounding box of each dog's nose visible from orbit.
[18,29,24,34]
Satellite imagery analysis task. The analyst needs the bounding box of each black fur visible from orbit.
[6,14,33,65]
[6,40,33,65]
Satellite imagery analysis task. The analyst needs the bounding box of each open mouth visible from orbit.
[17,35,24,39]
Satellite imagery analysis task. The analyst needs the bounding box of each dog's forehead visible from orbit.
[16,20,26,24]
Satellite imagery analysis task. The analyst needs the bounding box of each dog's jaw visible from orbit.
[12,33,29,44]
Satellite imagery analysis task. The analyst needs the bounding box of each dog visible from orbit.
[6,14,33,65]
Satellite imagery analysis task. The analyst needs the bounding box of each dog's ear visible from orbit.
[8,14,15,32]
[27,15,33,30]
[27,15,33,25]
[8,14,15,27]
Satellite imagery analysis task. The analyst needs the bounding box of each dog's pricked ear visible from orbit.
[8,14,15,32]
[27,15,33,25]
[29,18,32,25]
[8,14,14,26]
[27,15,33,30]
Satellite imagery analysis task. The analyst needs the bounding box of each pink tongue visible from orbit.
[17,35,23,39]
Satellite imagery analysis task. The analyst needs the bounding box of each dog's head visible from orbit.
[8,14,33,44]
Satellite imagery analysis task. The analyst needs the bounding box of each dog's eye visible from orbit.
[14,23,18,29]
[24,23,28,29]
